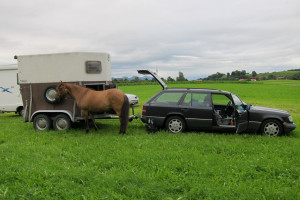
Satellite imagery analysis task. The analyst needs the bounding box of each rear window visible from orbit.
[151,92,184,105]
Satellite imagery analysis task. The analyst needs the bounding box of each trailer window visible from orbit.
[85,61,102,74]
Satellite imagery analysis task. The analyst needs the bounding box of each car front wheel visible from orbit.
[261,119,283,136]
[165,116,186,133]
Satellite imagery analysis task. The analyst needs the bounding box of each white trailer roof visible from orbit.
[16,52,111,84]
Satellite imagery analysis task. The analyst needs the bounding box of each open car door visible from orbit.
[138,70,167,90]
[236,109,249,133]
[230,93,249,134]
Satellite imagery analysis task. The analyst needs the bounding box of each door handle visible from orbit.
[181,108,189,112]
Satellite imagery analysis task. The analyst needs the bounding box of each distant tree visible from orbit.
[231,71,236,77]
[227,73,230,80]
[176,72,188,81]
[132,77,140,82]
[229,70,248,79]
[167,76,175,82]
[290,72,300,80]
[268,74,276,80]
[206,72,225,80]
[235,70,241,77]
[252,71,257,77]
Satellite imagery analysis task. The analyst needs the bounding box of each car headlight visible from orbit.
[288,115,294,123]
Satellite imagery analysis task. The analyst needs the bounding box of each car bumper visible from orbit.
[283,123,296,134]
[129,100,139,105]
[141,116,165,127]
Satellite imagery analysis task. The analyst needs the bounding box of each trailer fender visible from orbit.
[30,110,74,122]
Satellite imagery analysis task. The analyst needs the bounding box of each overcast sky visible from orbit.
[1,0,299,79]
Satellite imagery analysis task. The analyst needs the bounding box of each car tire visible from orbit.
[44,86,60,104]
[18,107,24,117]
[33,114,52,131]
[165,116,186,133]
[53,114,71,130]
[260,119,283,137]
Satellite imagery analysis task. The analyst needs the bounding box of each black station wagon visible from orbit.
[138,70,296,136]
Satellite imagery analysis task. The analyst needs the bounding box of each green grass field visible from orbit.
[0,80,299,199]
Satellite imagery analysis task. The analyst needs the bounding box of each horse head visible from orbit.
[56,82,69,99]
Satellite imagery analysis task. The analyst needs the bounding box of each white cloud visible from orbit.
[0,0,300,79]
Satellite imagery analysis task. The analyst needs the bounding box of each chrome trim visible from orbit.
[185,118,212,121]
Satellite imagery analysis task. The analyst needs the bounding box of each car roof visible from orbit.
[162,88,231,95]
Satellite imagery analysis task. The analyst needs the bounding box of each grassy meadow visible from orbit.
[0,80,299,199]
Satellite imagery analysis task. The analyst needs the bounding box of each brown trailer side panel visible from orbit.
[21,81,116,122]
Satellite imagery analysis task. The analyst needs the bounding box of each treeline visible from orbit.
[204,70,256,81]
[113,71,188,84]
[113,69,300,84]
[288,69,300,71]
[204,70,300,80]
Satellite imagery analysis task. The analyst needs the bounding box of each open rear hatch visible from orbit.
[137,70,167,90]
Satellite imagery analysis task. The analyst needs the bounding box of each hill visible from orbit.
[258,69,300,79]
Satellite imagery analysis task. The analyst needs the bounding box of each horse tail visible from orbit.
[120,94,130,134]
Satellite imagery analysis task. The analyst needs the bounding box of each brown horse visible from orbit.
[56,82,129,134]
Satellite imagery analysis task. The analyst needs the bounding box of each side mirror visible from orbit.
[244,104,251,110]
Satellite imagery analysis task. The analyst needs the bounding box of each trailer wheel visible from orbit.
[53,114,71,130]
[33,114,52,131]
[44,86,60,104]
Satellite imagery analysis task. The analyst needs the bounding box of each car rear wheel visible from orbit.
[33,114,52,131]
[261,119,283,137]
[18,107,24,116]
[165,116,186,133]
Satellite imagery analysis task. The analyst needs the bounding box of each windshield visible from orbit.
[231,94,245,106]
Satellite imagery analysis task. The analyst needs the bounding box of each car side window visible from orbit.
[212,94,231,105]
[182,93,211,107]
[152,92,184,105]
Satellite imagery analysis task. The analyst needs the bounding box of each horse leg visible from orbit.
[83,110,90,133]
[90,114,98,131]
[115,111,124,134]
[118,117,123,134]
[118,95,130,134]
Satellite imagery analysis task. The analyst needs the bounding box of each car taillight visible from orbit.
[142,106,146,115]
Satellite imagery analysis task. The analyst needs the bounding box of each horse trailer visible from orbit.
[0,64,23,115]
[15,52,122,131]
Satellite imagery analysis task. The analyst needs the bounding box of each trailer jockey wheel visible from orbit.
[53,114,71,130]
[44,86,60,104]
